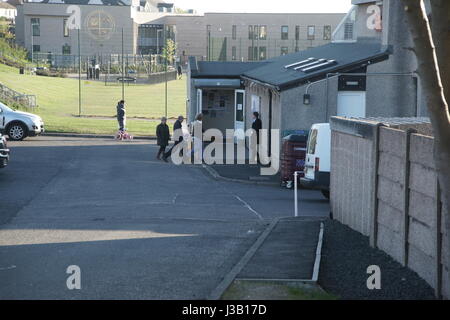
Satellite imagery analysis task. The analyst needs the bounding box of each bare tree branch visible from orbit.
[430,0,450,102]
[401,0,450,299]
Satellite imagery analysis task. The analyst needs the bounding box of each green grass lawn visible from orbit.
[0,63,186,136]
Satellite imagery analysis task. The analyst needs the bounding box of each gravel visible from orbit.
[319,219,436,300]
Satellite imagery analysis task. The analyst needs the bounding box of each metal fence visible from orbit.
[206,37,332,62]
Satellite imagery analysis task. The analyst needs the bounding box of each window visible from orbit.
[281,47,288,55]
[232,25,236,40]
[248,25,253,40]
[232,46,237,60]
[32,45,40,52]
[307,25,315,40]
[259,25,267,40]
[63,18,69,37]
[323,25,331,40]
[253,25,259,40]
[62,44,71,54]
[281,25,288,40]
[259,47,266,60]
[31,18,40,36]
[295,26,300,40]
[344,23,354,40]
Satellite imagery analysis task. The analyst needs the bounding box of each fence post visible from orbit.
[370,123,383,248]
[401,129,415,266]
[435,180,443,299]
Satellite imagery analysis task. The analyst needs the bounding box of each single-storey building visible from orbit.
[186,0,428,159]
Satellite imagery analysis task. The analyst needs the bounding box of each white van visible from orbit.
[300,123,331,199]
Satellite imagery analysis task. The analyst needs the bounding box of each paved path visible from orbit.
[0,136,329,299]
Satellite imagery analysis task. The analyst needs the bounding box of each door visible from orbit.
[196,89,202,115]
[337,91,366,118]
[234,89,245,142]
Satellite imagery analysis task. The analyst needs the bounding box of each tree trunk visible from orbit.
[400,0,450,298]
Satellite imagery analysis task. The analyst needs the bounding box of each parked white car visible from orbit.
[300,123,331,199]
[0,102,44,140]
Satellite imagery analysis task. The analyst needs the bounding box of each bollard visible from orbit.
[294,171,299,217]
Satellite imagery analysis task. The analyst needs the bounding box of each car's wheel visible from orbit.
[321,190,330,199]
[7,123,27,141]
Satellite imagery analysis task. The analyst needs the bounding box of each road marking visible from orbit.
[234,195,263,221]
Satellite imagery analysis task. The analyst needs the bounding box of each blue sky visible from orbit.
[173,0,353,14]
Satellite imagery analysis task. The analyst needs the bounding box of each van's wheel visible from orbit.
[7,123,28,141]
[321,190,330,199]
[0,158,7,168]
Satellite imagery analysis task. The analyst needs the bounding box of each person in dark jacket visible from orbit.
[252,112,262,163]
[163,115,184,162]
[117,100,126,131]
[252,112,262,144]
[156,117,170,160]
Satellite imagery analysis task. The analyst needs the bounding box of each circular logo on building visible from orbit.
[85,10,116,41]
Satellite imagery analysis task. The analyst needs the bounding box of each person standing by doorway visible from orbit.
[252,112,262,163]
[177,65,182,80]
[156,117,170,160]
[117,100,126,131]
[163,115,184,162]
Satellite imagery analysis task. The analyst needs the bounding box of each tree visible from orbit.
[400,0,450,297]
[162,39,177,67]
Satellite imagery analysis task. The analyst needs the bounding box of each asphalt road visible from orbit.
[0,136,329,299]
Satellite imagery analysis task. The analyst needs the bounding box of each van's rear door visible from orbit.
[304,128,318,180]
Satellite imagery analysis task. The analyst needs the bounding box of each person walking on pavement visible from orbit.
[156,117,170,160]
[163,115,184,162]
[117,100,126,131]
[251,112,262,163]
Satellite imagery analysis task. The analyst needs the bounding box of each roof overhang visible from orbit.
[193,78,242,89]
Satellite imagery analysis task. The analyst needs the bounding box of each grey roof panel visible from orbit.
[243,41,389,89]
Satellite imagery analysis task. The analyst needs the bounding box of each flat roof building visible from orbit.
[14,0,344,66]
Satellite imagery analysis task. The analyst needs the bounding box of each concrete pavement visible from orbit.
[0,136,330,299]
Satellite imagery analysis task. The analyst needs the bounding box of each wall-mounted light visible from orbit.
[303,93,311,105]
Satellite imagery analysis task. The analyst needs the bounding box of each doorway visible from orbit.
[234,89,245,142]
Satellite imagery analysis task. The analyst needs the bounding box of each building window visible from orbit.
[323,25,331,40]
[344,23,354,40]
[62,44,71,54]
[32,45,40,52]
[31,18,40,36]
[232,25,236,40]
[253,25,259,40]
[295,26,300,40]
[259,47,266,60]
[63,18,69,37]
[281,47,288,55]
[281,25,288,40]
[248,25,253,40]
[307,25,315,40]
[259,25,267,40]
[232,46,237,60]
